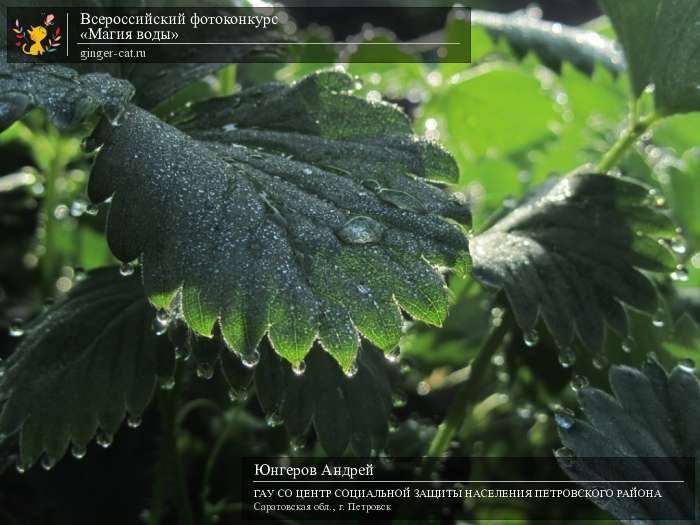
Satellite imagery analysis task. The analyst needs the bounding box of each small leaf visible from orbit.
[472,9,625,76]
[0,268,170,468]
[0,54,134,131]
[254,341,395,456]
[557,358,699,522]
[87,70,470,369]
[470,173,675,353]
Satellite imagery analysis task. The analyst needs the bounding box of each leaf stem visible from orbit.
[596,111,663,173]
[422,311,512,474]
[152,365,195,525]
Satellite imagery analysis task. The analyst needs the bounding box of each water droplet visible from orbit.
[592,354,608,370]
[671,237,687,255]
[241,349,260,368]
[290,435,306,452]
[228,387,248,402]
[392,393,407,408]
[119,261,136,277]
[127,415,142,428]
[292,361,306,376]
[651,307,665,328]
[96,430,113,448]
[41,455,55,471]
[554,446,575,459]
[678,358,696,373]
[385,347,401,363]
[160,376,175,390]
[570,374,589,392]
[9,319,24,337]
[302,167,312,176]
[646,188,666,208]
[15,463,26,474]
[553,407,575,430]
[153,310,170,336]
[70,198,89,217]
[558,347,576,368]
[196,362,214,380]
[345,360,359,378]
[71,443,86,459]
[266,411,283,427]
[337,216,384,245]
[377,189,425,212]
[175,345,190,361]
[671,264,689,282]
[523,329,539,347]
[621,335,636,354]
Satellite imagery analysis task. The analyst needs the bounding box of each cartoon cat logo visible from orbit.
[12,14,61,57]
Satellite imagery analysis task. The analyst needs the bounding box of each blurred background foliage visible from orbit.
[1,0,699,523]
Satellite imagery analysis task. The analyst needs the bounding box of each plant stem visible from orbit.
[151,365,195,525]
[596,111,663,173]
[423,312,512,474]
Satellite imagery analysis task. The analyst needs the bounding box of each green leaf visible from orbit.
[602,0,700,114]
[470,173,675,354]
[0,54,134,131]
[422,65,560,160]
[254,341,395,456]
[0,268,171,468]
[471,9,625,76]
[85,70,469,370]
[557,357,699,522]
[598,0,657,98]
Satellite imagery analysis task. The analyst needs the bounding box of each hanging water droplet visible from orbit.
[621,335,636,354]
[592,354,608,370]
[651,307,665,328]
[290,435,306,452]
[96,430,113,448]
[678,358,696,373]
[241,349,260,368]
[266,411,283,428]
[74,267,87,282]
[9,318,24,337]
[71,443,86,459]
[41,455,55,471]
[570,374,589,392]
[345,360,359,378]
[337,216,384,245]
[671,237,687,255]
[554,446,575,459]
[196,362,214,380]
[153,309,170,336]
[392,393,407,408]
[557,347,576,368]
[523,329,539,347]
[292,361,306,376]
[160,376,175,390]
[119,261,136,277]
[127,415,142,428]
[671,264,689,282]
[175,345,190,361]
[646,188,666,208]
[70,198,89,217]
[385,347,401,363]
[15,462,26,474]
[553,406,575,430]
[228,387,248,402]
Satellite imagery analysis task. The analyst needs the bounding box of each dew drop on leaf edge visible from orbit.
[557,347,576,368]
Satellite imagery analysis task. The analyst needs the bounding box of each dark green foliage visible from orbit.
[0,268,171,468]
[472,9,625,76]
[87,70,470,370]
[470,173,675,353]
[558,358,700,522]
[255,342,395,456]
